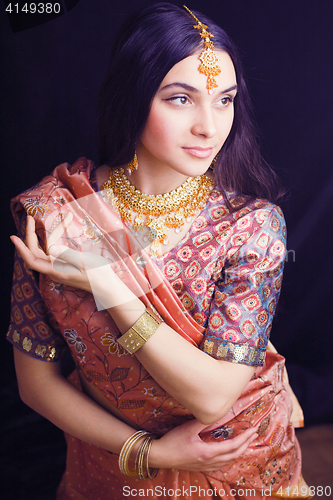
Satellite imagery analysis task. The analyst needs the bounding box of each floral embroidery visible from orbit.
[151,408,163,417]
[270,240,285,257]
[245,250,260,264]
[255,209,270,225]
[13,284,24,302]
[21,282,34,299]
[180,292,195,311]
[52,195,65,205]
[231,231,250,246]
[23,304,36,320]
[185,260,201,279]
[14,261,23,280]
[81,216,103,243]
[208,311,225,331]
[164,260,181,278]
[241,319,256,338]
[210,205,228,220]
[244,401,266,416]
[34,321,52,339]
[222,329,240,342]
[256,232,271,249]
[214,290,228,306]
[22,197,50,217]
[143,387,157,396]
[65,328,87,353]
[100,332,127,356]
[251,272,264,287]
[190,277,207,295]
[232,282,250,296]
[270,215,280,232]
[262,284,271,300]
[192,215,208,232]
[50,282,63,293]
[176,245,193,262]
[215,220,231,233]
[12,305,23,324]
[171,278,183,294]
[210,425,233,439]
[193,231,213,247]
[268,298,277,315]
[256,310,269,327]
[199,244,216,261]
[243,294,261,312]
[225,303,242,321]
[236,215,251,230]
[194,312,206,325]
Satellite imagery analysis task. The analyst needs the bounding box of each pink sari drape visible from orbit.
[11,158,311,499]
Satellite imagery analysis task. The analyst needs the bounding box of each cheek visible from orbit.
[141,109,180,150]
[219,108,234,141]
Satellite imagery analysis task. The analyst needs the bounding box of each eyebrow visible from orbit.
[159,82,238,94]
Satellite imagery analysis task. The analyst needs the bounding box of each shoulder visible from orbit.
[206,188,286,232]
[10,157,95,230]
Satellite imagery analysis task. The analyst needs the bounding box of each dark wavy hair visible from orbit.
[99,2,281,204]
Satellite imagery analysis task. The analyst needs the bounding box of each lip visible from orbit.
[183,147,213,159]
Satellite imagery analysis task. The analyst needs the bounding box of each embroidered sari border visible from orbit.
[201,337,266,366]
[6,327,64,362]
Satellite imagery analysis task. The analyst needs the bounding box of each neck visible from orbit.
[128,165,190,195]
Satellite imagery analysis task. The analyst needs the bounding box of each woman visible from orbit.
[8,3,311,499]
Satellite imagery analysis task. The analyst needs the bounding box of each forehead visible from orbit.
[159,50,237,92]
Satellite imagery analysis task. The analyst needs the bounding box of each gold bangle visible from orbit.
[118,430,149,476]
[117,309,162,354]
[135,434,159,480]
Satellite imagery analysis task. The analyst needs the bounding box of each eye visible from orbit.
[166,95,191,105]
[220,96,234,107]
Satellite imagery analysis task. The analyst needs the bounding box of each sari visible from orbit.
[8,158,312,499]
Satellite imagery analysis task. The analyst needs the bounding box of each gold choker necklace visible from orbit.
[101,168,214,256]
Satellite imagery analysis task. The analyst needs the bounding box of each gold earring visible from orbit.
[126,151,138,175]
[211,152,219,170]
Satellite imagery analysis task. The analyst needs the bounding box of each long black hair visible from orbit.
[99,2,281,203]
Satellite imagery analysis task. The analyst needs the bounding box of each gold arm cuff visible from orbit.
[117,309,162,354]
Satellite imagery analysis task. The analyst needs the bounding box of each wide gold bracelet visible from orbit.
[117,309,162,354]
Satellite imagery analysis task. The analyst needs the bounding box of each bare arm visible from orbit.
[12,215,255,425]
[13,348,258,471]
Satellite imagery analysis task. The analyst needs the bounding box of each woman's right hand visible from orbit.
[149,418,258,471]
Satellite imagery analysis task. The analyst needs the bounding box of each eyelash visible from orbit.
[166,95,235,106]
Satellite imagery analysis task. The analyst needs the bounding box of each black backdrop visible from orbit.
[1,0,333,497]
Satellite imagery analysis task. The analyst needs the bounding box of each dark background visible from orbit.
[1,0,333,498]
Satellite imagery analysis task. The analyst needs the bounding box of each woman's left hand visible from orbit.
[10,214,108,292]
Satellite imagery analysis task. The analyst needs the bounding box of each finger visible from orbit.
[10,235,53,274]
[49,246,109,271]
[25,216,46,259]
[185,418,215,435]
[210,430,258,467]
[46,212,73,252]
[49,247,84,272]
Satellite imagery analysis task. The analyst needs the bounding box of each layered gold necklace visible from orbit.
[101,168,214,256]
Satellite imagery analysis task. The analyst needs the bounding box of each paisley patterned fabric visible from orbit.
[7,158,311,499]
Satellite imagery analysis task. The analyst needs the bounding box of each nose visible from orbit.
[191,105,217,138]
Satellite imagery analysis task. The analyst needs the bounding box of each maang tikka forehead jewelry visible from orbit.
[183,5,221,94]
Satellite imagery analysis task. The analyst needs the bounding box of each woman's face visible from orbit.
[136,50,237,185]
